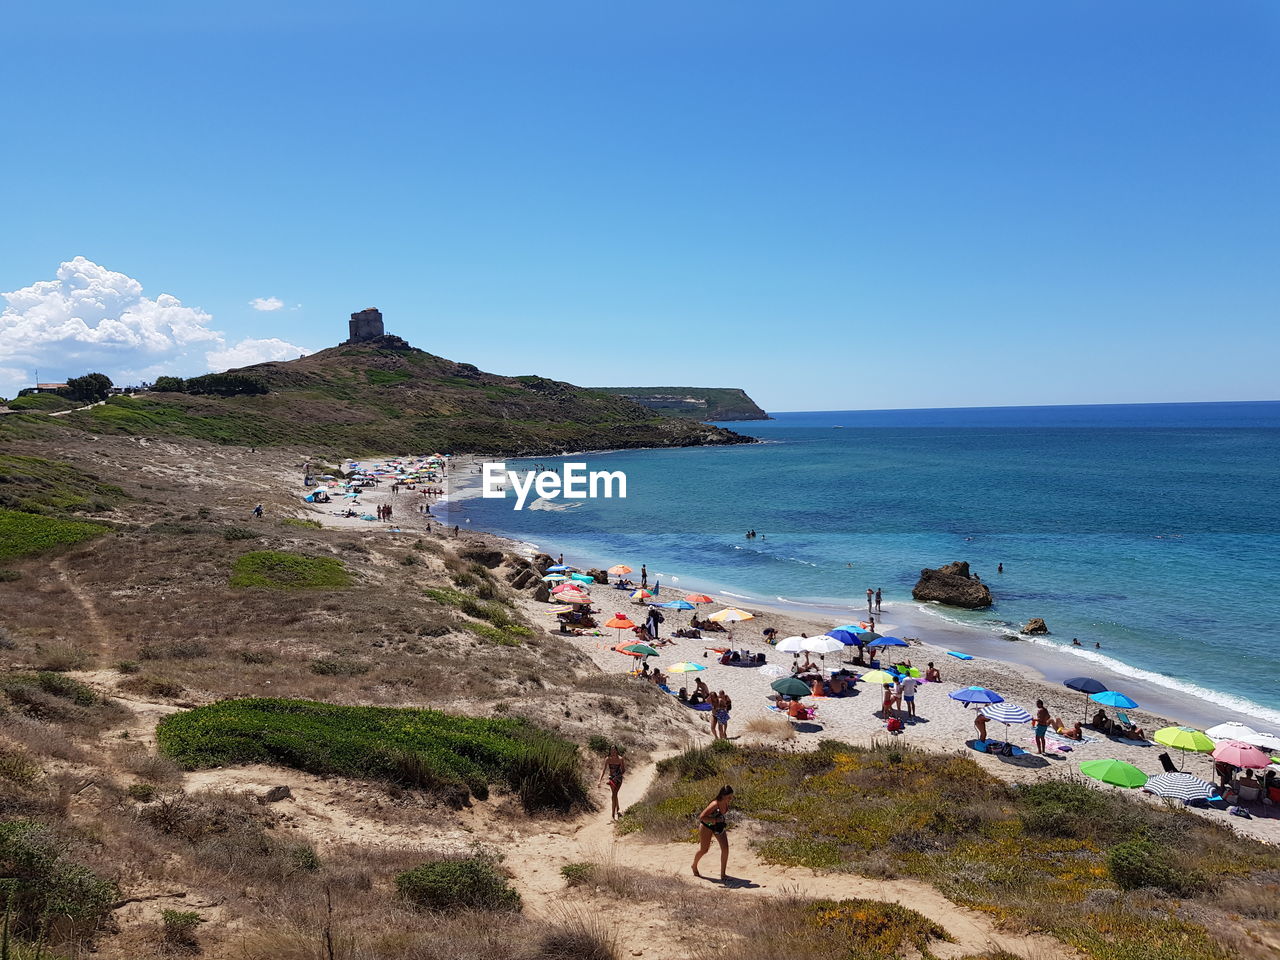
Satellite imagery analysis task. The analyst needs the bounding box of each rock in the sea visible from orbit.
[1022,618,1049,635]
[911,562,993,609]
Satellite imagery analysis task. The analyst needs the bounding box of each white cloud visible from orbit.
[207,337,307,370]
[0,257,311,397]
[249,296,284,312]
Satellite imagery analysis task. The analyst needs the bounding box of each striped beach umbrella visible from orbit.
[981,702,1032,740]
[1144,772,1217,801]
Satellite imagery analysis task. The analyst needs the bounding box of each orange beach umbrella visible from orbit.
[608,564,633,576]
[685,593,713,604]
[605,614,636,642]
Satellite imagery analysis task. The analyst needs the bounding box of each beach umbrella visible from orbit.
[802,635,845,656]
[770,677,811,698]
[622,643,658,658]
[1145,772,1218,802]
[1206,723,1280,753]
[867,636,908,649]
[1063,677,1108,694]
[685,594,713,604]
[655,600,695,611]
[759,664,786,678]
[775,636,807,654]
[546,564,573,572]
[551,582,585,594]
[1154,727,1214,757]
[630,589,653,601]
[608,564,633,575]
[825,628,862,647]
[948,686,1005,705]
[859,669,897,686]
[858,632,883,646]
[708,608,753,623]
[669,662,706,676]
[612,644,644,659]
[834,623,869,633]
[556,590,591,605]
[604,614,636,642]
[1090,690,1139,709]
[981,702,1033,740]
[541,574,569,582]
[1211,740,1272,770]
[1080,758,1148,789]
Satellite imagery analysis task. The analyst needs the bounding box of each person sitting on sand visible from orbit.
[1089,709,1109,730]
[809,676,825,697]
[797,656,818,674]
[925,661,941,682]
[762,627,778,643]
[787,697,808,719]
[828,673,848,696]
[651,668,667,687]
[692,677,710,704]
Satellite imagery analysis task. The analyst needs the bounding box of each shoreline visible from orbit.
[295,454,1280,845]
[437,463,1280,732]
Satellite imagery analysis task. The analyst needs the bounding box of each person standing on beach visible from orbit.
[875,588,882,613]
[692,786,734,881]
[974,711,989,743]
[866,588,874,613]
[1034,699,1051,755]
[880,682,894,719]
[900,674,919,720]
[640,565,648,588]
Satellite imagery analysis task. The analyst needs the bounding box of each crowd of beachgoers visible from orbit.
[295,454,1280,845]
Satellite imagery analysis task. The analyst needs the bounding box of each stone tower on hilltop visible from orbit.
[347,307,385,343]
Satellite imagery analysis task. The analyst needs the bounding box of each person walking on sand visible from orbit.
[711,690,732,740]
[598,745,627,820]
[692,785,734,881]
[252,503,263,519]
[1034,699,1051,755]
[875,588,882,613]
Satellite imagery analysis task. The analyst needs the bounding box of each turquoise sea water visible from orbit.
[447,401,1280,725]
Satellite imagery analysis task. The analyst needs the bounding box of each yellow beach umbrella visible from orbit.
[708,607,753,623]
[1154,727,1214,753]
[859,670,897,685]
[668,662,707,675]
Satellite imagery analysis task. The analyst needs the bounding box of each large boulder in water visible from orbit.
[1022,618,1049,635]
[912,562,993,609]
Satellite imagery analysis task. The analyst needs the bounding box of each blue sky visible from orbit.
[1,1,1276,409]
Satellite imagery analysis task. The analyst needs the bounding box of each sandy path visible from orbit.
[53,558,113,658]
[506,756,1076,960]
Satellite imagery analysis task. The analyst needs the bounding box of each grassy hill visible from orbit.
[589,386,768,421]
[5,336,752,456]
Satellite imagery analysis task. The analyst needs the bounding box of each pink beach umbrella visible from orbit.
[1212,740,1272,770]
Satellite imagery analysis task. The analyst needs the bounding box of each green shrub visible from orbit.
[286,843,321,872]
[586,735,610,755]
[138,639,209,661]
[229,551,350,590]
[1107,837,1198,893]
[161,909,203,949]
[0,510,109,561]
[656,740,736,781]
[0,747,40,786]
[281,517,321,530]
[119,674,185,699]
[560,862,594,886]
[0,570,22,582]
[156,698,587,811]
[395,856,521,912]
[222,526,259,541]
[115,660,141,674]
[0,819,117,937]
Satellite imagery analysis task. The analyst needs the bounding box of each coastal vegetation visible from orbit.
[623,740,1280,960]
[0,510,110,562]
[5,340,752,456]
[228,550,352,589]
[156,699,589,810]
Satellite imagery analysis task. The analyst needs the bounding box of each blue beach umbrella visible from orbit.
[655,600,695,611]
[949,686,1005,705]
[834,624,868,634]
[825,628,862,646]
[1064,677,1108,695]
[868,636,908,649]
[546,564,572,572]
[1090,690,1139,709]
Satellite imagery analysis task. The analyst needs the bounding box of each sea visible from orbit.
[443,401,1280,729]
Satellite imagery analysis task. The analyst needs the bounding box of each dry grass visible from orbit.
[743,714,796,740]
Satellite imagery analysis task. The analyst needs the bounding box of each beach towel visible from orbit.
[1028,737,1072,753]
[947,651,974,660]
[1114,737,1152,746]
[1046,730,1096,745]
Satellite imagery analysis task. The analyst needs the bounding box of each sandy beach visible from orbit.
[293,455,1280,846]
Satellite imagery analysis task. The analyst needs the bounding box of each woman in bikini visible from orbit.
[692,784,734,880]
[598,745,627,820]
[711,690,732,740]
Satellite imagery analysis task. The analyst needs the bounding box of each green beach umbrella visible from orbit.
[770,677,811,698]
[622,643,659,658]
[1080,758,1148,789]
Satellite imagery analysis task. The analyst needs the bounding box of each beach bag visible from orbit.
[1228,806,1253,819]
[886,717,904,732]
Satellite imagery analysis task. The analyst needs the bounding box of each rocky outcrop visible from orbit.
[258,785,293,804]
[587,568,609,584]
[533,584,551,603]
[1022,618,1049,635]
[911,562,993,609]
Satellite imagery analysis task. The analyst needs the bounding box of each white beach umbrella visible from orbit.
[801,634,846,667]
[1206,721,1280,753]
[775,636,807,654]
[759,664,786,678]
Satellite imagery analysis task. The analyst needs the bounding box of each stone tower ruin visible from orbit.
[347,308,385,343]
